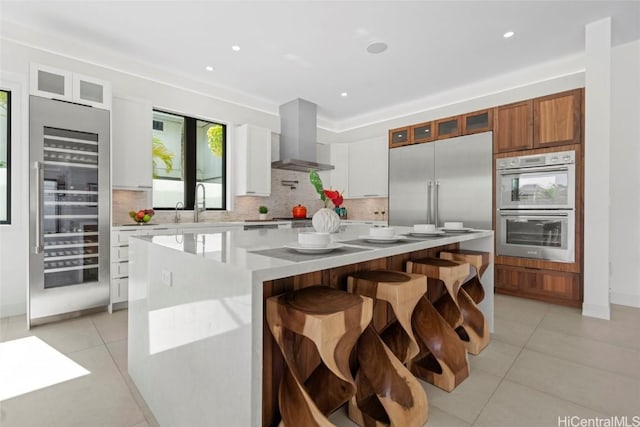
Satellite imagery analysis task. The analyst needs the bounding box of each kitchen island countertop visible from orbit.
[127,225,494,427]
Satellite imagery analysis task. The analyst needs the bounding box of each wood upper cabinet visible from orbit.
[494,100,533,153]
[434,115,461,139]
[534,89,582,148]
[388,126,411,148]
[462,109,493,134]
[410,121,435,144]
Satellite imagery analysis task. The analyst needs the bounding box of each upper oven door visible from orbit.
[497,210,575,263]
[497,164,575,210]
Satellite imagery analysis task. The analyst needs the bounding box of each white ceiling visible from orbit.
[1,1,639,127]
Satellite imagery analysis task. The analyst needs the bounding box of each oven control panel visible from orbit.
[497,150,575,170]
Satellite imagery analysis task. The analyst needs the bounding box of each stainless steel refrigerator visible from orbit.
[388,132,492,229]
[29,96,110,326]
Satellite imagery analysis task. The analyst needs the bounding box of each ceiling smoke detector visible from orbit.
[366,41,388,54]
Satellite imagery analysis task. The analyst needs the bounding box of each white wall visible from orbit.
[610,39,640,307]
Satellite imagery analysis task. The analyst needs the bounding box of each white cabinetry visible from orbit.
[111,96,153,189]
[30,63,112,110]
[347,138,388,198]
[235,124,271,196]
[328,143,349,196]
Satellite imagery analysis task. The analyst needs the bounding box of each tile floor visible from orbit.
[1,294,639,427]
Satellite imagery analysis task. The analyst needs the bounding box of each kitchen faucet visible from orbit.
[194,183,206,222]
[174,201,183,223]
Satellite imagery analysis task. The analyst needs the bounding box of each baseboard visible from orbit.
[610,292,640,308]
[0,302,27,318]
[581,303,611,320]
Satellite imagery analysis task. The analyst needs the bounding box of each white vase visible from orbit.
[259,213,268,220]
[312,208,341,233]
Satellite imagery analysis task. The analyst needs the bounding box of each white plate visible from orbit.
[408,231,446,237]
[283,242,343,254]
[440,227,474,233]
[358,234,408,243]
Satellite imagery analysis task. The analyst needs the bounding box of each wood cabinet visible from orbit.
[235,124,271,196]
[494,100,533,153]
[462,109,493,135]
[388,126,411,148]
[534,89,582,148]
[30,63,112,110]
[410,121,435,144]
[495,264,581,307]
[494,89,582,153]
[111,96,153,189]
[348,138,388,198]
[434,115,461,139]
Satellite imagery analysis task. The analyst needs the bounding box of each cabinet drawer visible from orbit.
[111,245,129,261]
[111,261,129,278]
[112,230,138,244]
[495,264,581,304]
[111,278,128,303]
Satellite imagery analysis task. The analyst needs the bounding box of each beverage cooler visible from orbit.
[29,96,110,326]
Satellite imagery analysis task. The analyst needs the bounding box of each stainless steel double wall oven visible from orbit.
[496,150,576,262]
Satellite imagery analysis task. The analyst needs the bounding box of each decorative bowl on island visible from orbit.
[129,209,155,224]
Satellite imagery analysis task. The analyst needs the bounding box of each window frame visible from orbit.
[152,109,227,211]
[0,89,11,225]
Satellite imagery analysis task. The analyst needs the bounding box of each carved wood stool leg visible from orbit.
[409,296,470,392]
[346,270,429,427]
[439,250,491,354]
[266,286,373,427]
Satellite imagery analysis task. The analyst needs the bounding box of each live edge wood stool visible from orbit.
[346,270,429,427]
[439,249,491,354]
[266,286,373,427]
[405,258,470,392]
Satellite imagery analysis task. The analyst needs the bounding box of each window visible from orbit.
[0,89,10,224]
[152,110,226,210]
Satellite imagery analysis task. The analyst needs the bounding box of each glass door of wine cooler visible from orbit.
[29,96,110,326]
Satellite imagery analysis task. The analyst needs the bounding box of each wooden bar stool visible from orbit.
[346,270,429,427]
[406,258,470,391]
[439,250,491,354]
[266,286,373,427]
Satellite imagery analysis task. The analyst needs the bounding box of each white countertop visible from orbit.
[112,219,387,231]
[134,225,493,282]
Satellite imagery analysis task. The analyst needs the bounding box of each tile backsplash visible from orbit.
[112,169,388,225]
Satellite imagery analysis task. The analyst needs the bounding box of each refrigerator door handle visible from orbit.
[434,180,440,227]
[34,161,44,254]
[427,181,433,223]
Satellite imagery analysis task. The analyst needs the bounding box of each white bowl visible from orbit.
[444,221,464,229]
[369,227,395,237]
[298,232,330,248]
[413,224,436,232]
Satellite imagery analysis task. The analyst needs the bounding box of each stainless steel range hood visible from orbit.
[271,98,334,172]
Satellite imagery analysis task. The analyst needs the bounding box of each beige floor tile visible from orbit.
[132,421,150,427]
[526,328,640,380]
[423,406,471,427]
[506,349,640,417]
[610,304,640,330]
[0,315,30,343]
[327,404,358,426]
[468,338,522,378]
[91,309,128,343]
[491,315,537,348]
[421,369,502,424]
[28,316,104,354]
[106,338,128,372]
[493,294,549,327]
[538,309,640,350]
[474,380,607,427]
[1,345,145,427]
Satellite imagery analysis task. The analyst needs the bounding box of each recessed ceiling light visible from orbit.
[231,45,241,51]
[503,31,515,39]
[205,66,214,71]
[341,92,348,97]
[366,41,388,54]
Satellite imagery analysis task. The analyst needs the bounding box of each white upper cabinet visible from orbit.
[235,124,271,196]
[111,96,153,189]
[30,63,112,110]
[347,137,388,198]
[328,143,349,197]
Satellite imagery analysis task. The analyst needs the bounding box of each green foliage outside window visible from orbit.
[207,125,223,158]
[152,136,174,178]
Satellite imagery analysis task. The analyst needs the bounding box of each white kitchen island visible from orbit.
[127,225,493,427]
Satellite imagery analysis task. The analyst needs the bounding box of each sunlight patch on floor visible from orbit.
[0,336,90,401]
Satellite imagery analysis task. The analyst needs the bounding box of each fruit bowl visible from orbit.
[129,209,155,224]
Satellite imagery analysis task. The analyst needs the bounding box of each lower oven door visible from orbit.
[497,210,575,262]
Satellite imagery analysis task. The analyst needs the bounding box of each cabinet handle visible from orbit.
[246,191,256,194]
[34,161,44,254]
[363,194,379,197]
